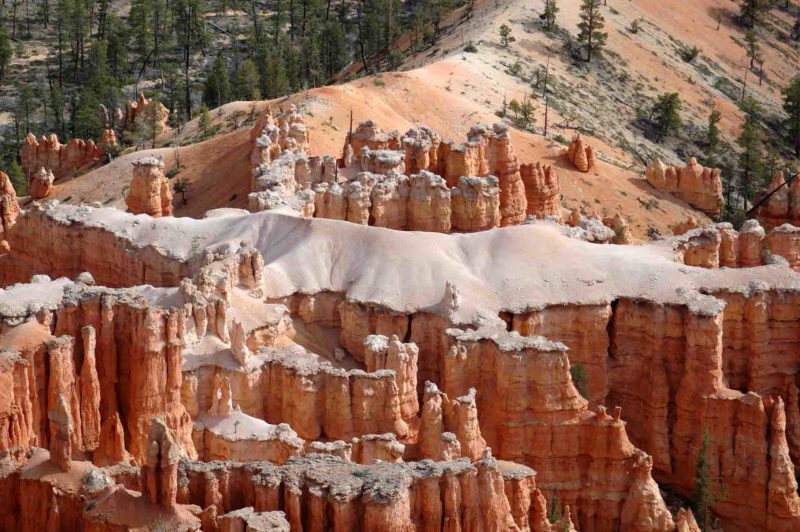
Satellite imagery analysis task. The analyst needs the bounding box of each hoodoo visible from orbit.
[2,2,800,529]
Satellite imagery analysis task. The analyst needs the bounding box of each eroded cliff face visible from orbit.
[0,286,196,465]
[0,202,198,287]
[646,158,723,217]
[3,199,800,531]
[19,131,114,181]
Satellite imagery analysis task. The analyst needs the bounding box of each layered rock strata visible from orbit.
[3,201,800,531]
[645,157,723,217]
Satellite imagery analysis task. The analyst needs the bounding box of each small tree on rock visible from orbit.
[577,0,607,62]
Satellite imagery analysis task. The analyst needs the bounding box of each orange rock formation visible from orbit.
[0,171,19,252]
[646,157,724,217]
[29,167,55,199]
[566,133,596,172]
[251,112,563,232]
[125,157,174,217]
[19,131,114,181]
[756,173,800,230]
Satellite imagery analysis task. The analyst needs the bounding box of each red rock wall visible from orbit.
[0,295,197,465]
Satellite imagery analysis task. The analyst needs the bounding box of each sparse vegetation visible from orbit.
[628,19,642,34]
[679,45,701,63]
[704,107,722,168]
[173,178,190,205]
[737,97,765,209]
[738,0,769,28]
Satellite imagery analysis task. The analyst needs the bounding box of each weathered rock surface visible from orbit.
[20,131,112,181]
[521,162,561,220]
[646,157,723,216]
[756,173,800,230]
[125,93,170,135]
[29,167,55,199]
[126,157,174,217]
[0,172,19,251]
[566,133,596,172]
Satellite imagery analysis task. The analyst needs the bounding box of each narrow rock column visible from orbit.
[142,418,181,509]
[48,394,73,471]
[80,325,101,451]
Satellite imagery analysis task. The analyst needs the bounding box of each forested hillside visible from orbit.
[0,0,459,190]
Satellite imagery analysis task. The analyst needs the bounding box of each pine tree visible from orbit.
[0,23,12,86]
[739,0,769,28]
[72,88,103,140]
[705,107,722,167]
[234,59,261,101]
[198,103,211,138]
[577,0,607,62]
[744,31,760,69]
[783,76,800,156]
[693,432,719,532]
[650,92,682,141]
[737,98,764,209]
[499,24,515,48]
[543,0,559,31]
[105,15,130,85]
[319,20,347,79]
[17,82,36,134]
[203,54,231,108]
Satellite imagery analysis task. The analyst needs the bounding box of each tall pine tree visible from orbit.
[577,0,607,62]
